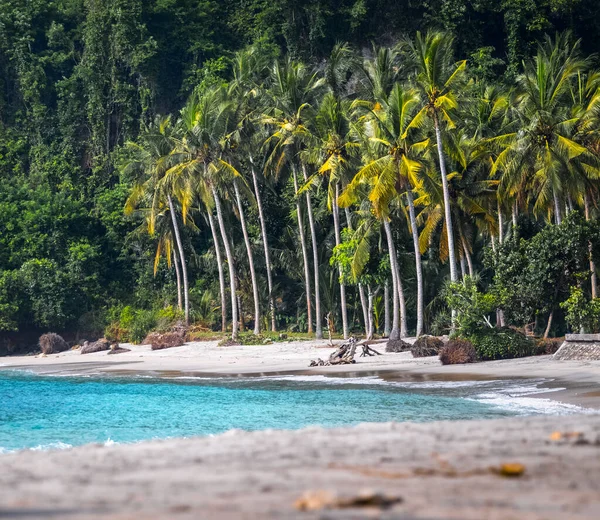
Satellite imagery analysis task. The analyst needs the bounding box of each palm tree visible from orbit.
[123,116,190,324]
[231,47,278,332]
[263,57,325,337]
[348,84,429,336]
[404,31,468,283]
[167,87,245,339]
[491,32,591,225]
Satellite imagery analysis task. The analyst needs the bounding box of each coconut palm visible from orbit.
[403,31,468,283]
[263,57,325,337]
[123,116,190,324]
[346,84,429,336]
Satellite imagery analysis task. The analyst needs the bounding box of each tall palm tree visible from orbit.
[123,116,190,324]
[348,84,429,336]
[167,87,245,340]
[404,31,468,283]
[491,32,591,225]
[263,57,325,337]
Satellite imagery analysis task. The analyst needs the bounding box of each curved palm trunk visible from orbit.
[584,192,597,299]
[302,164,322,339]
[212,188,238,340]
[250,162,276,331]
[461,235,474,277]
[207,211,227,333]
[167,194,189,325]
[396,264,408,338]
[383,219,400,340]
[406,190,423,337]
[497,199,504,245]
[333,185,349,339]
[172,248,183,311]
[433,112,458,283]
[292,166,313,334]
[384,280,391,337]
[234,179,261,335]
[344,206,369,334]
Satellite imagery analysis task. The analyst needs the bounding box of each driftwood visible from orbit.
[309,337,358,367]
[80,339,110,354]
[360,344,382,357]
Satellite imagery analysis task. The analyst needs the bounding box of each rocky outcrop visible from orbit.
[38,333,69,355]
[80,339,110,355]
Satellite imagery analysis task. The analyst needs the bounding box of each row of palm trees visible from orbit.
[124,30,600,340]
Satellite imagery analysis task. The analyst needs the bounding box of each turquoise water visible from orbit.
[0,370,581,452]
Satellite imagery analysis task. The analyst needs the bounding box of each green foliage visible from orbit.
[468,327,537,361]
[443,276,498,335]
[560,287,600,333]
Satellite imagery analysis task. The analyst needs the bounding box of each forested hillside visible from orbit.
[1,0,599,347]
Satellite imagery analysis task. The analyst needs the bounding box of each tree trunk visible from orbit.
[302,164,322,339]
[433,112,458,282]
[345,206,369,335]
[396,268,407,337]
[333,185,349,339]
[234,179,261,335]
[384,279,391,337]
[292,166,313,334]
[553,191,562,225]
[172,247,183,311]
[584,192,597,299]
[406,190,423,337]
[250,161,276,331]
[358,285,369,337]
[367,285,374,340]
[212,188,238,340]
[167,194,189,325]
[512,201,518,228]
[543,310,554,339]
[460,256,466,279]
[461,234,474,277]
[383,219,400,340]
[497,199,504,244]
[207,211,227,332]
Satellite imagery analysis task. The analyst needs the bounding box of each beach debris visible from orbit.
[108,343,130,355]
[145,331,185,350]
[294,489,402,511]
[309,337,358,367]
[360,344,382,357]
[38,333,69,355]
[411,335,444,357]
[548,431,598,445]
[492,463,526,478]
[385,339,412,353]
[81,339,111,354]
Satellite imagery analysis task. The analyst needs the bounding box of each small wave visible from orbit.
[29,441,73,452]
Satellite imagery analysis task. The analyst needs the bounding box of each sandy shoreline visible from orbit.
[2,338,600,408]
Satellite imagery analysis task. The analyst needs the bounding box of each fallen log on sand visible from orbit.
[309,337,359,367]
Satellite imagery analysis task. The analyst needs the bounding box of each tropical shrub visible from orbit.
[560,287,600,333]
[439,339,477,365]
[443,276,498,335]
[468,327,536,360]
[535,337,563,355]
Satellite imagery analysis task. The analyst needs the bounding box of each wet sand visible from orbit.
[2,339,600,408]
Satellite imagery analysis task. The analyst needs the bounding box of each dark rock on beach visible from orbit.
[80,339,110,354]
[38,333,69,355]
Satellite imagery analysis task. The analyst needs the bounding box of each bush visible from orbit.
[411,336,444,358]
[439,339,477,365]
[468,327,536,360]
[560,287,600,333]
[144,331,185,350]
[385,339,412,353]
[38,333,69,354]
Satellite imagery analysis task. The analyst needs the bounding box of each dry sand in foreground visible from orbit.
[0,414,599,519]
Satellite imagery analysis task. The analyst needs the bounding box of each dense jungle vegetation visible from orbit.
[1,0,600,347]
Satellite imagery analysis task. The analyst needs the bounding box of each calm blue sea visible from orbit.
[0,370,585,453]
